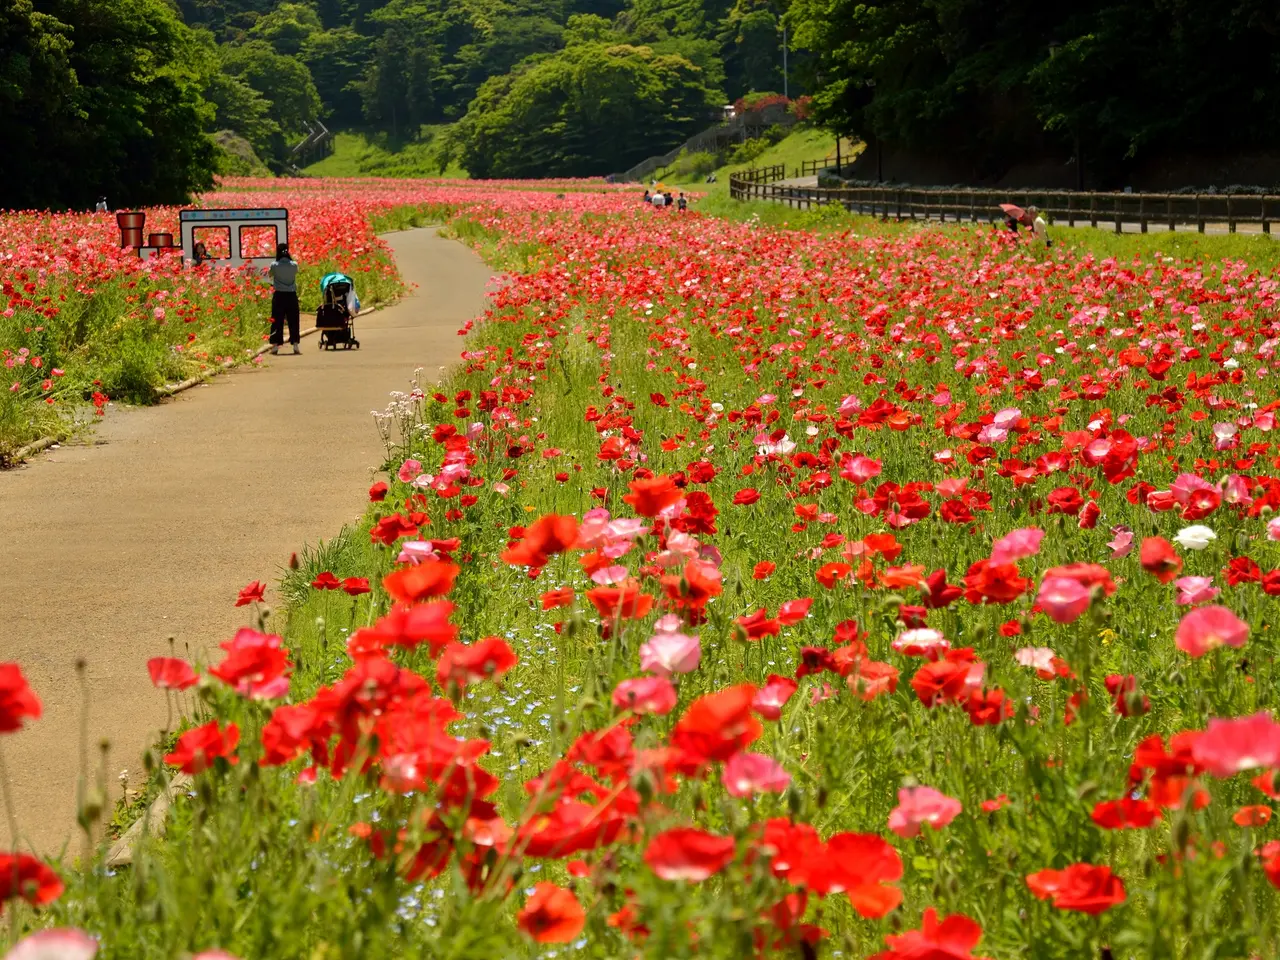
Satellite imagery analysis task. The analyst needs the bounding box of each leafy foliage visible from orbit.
[0,0,216,209]
[447,41,722,177]
[787,0,1280,185]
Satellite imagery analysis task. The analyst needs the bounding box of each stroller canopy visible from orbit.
[320,272,353,291]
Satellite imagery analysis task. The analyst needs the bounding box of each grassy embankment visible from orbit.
[305,130,468,179]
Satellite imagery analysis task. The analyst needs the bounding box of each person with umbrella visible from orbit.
[999,203,1026,233]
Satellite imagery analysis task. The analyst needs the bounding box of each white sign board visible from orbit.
[178,208,290,268]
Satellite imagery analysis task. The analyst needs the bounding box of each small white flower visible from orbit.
[1173,524,1217,551]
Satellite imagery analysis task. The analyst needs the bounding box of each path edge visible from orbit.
[8,303,391,467]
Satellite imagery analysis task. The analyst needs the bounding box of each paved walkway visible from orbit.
[0,228,493,856]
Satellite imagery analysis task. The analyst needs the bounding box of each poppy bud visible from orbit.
[289,552,300,569]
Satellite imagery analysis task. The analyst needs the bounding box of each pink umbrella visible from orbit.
[999,203,1032,225]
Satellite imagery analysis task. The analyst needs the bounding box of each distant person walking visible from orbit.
[677,193,687,212]
[651,191,666,209]
[95,196,108,213]
[643,190,652,204]
[268,243,301,355]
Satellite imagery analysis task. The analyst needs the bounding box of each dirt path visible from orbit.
[0,228,493,855]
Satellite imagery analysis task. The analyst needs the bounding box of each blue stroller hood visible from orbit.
[320,272,353,292]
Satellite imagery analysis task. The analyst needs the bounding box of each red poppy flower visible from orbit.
[910,660,973,707]
[165,720,240,774]
[815,562,852,589]
[753,561,776,580]
[871,906,986,960]
[349,601,457,654]
[368,481,388,501]
[1091,796,1161,829]
[919,569,963,609]
[147,657,198,691]
[1139,537,1182,583]
[1233,805,1273,827]
[753,674,798,719]
[436,637,518,689]
[235,580,266,606]
[383,560,460,603]
[643,827,736,881]
[585,581,654,620]
[0,663,42,733]
[342,577,371,596]
[209,629,291,701]
[777,598,813,625]
[1025,863,1126,913]
[733,488,761,506]
[963,560,1030,604]
[622,474,683,517]
[541,587,575,610]
[501,514,579,567]
[672,683,761,762]
[311,571,341,591]
[0,853,63,908]
[788,831,903,917]
[516,882,586,943]
[735,609,781,641]
[370,513,420,546]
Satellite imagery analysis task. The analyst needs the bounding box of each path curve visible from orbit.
[0,228,493,855]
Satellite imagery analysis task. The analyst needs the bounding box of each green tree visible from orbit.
[248,1,323,55]
[719,0,781,96]
[450,41,721,177]
[0,0,79,209]
[220,40,322,136]
[788,0,1280,187]
[300,25,372,128]
[357,0,441,139]
[22,0,217,208]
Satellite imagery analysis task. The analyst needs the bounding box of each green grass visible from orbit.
[305,129,468,180]
[658,128,860,196]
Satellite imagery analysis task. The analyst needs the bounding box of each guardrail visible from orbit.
[729,175,1280,234]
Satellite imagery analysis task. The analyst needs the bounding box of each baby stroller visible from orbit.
[316,272,361,350]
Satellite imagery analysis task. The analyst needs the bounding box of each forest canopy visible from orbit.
[786,0,1280,186]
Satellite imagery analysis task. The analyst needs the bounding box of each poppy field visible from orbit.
[7,181,1280,958]
[0,191,414,462]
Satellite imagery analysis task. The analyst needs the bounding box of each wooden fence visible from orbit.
[734,164,787,185]
[799,156,837,178]
[729,175,1280,233]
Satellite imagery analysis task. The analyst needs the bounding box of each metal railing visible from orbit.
[729,176,1280,234]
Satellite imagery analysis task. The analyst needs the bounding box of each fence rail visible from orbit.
[798,155,837,178]
[734,164,787,185]
[729,176,1280,234]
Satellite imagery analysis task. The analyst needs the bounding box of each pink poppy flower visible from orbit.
[1174,605,1248,657]
[1174,576,1219,606]
[722,752,791,797]
[1107,527,1134,558]
[397,459,423,482]
[612,676,678,715]
[638,631,701,676]
[888,786,963,838]
[1191,712,1280,777]
[990,527,1044,566]
[3,929,98,960]
[1036,576,1093,624]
